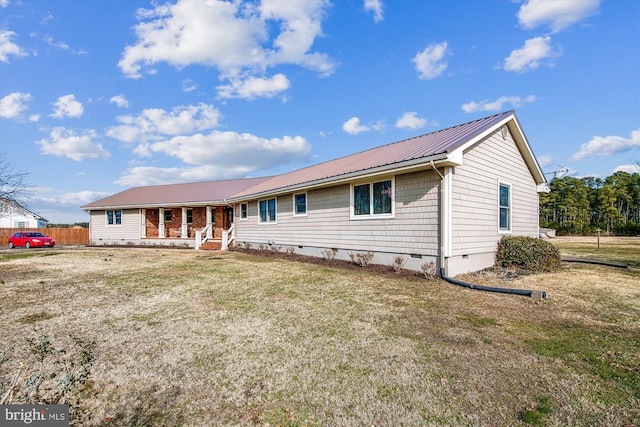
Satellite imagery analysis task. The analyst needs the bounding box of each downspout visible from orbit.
[430,160,447,275]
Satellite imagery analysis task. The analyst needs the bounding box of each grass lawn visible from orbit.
[0,242,638,426]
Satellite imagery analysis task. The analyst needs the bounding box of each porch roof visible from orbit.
[81,176,271,210]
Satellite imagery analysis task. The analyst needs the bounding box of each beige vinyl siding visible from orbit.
[450,128,539,256]
[235,169,441,255]
[89,209,141,241]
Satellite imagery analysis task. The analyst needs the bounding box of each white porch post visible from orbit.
[206,206,213,239]
[181,207,188,238]
[159,207,165,238]
[141,209,147,238]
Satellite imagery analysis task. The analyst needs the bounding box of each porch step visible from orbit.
[199,241,222,251]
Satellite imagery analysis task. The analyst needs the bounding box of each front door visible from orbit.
[223,207,234,230]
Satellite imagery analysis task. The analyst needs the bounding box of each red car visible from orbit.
[8,232,56,249]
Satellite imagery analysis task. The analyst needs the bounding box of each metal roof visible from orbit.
[230,111,522,198]
[81,176,271,209]
[83,111,545,209]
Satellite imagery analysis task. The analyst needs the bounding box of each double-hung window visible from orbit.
[498,182,511,232]
[164,209,172,223]
[259,198,277,223]
[106,210,122,225]
[186,209,193,224]
[351,178,394,219]
[240,203,248,220]
[293,193,307,216]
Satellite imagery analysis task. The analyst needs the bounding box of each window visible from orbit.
[240,203,248,220]
[186,209,193,224]
[164,209,172,223]
[259,198,277,223]
[351,179,394,218]
[106,210,122,225]
[293,193,307,216]
[499,183,511,232]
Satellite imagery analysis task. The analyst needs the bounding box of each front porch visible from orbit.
[142,206,234,250]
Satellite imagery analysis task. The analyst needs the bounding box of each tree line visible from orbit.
[540,171,640,235]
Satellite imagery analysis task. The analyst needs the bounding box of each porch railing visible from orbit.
[194,224,212,250]
[221,223,235,251]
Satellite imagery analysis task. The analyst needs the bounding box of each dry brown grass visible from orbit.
[0,245,638,426]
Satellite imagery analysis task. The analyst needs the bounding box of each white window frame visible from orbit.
[239,203,248,220]
[498,181,512,233]
[258,198,277,224]
[106,209,122,226]
[293,192,307,217]
[350,177,395,220]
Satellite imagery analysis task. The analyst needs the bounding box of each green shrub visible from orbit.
[495,236,561,272]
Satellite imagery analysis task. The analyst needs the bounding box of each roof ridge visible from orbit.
[248,111,514,177]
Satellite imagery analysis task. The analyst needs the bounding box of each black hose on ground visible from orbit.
[561,257,628,269]
[439,268,547,300]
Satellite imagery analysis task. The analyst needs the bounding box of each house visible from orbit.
[0,199,49,229]
[82,111,547,276]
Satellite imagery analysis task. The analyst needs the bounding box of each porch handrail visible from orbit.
[195,224,212,250]
[221,223,235,251]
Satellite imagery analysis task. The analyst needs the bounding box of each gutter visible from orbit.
[430,160,447,276]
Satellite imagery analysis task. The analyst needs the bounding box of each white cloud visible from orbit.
[37,127,111,161]
[107,103,221,143]
[395,112,429,130]
[0,92,32,119]
[148,131,311,167]
[518,0,601,33]
[109,94,130,108]
[51,94,84,118]
[0,30,27,62]
[34,188,110,205]
[29,114,40,122]
[461,95,536,113]
[572,130,640,161]
[613,164,640,174]
[118,0,335,98]
[364,0,384,23]
[217,74,291,99]
[537,154,554,169]
[503,36,560,73]
[115,165,256,187]
[182,79,197,93]
[43,34,87,55]
[0,0,10,8]
[116,130,312,186]
[342,117,370,135]
[412,41,449,80]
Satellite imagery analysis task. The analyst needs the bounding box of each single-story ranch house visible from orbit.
[82,111,548,276]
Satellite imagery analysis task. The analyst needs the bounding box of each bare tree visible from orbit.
[0,153,31,212]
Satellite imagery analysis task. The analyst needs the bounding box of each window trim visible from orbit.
[106,209,122,226]
[293,192,307,217]
[186,208,193,224]
[350,177,395,220]
[239,203,248,220]
[164,209,173,223]
[498,181,512,233]
[258,198,277,224]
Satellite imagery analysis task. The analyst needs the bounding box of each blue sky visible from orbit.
[1,0,639,223]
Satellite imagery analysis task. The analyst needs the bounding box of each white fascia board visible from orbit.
[448,113,547,186]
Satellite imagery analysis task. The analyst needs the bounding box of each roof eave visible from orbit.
[226,153,451,202]
[448,112,547,186]
[81,200,231,211]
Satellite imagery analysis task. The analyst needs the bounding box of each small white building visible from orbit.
[0,199,49,229]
